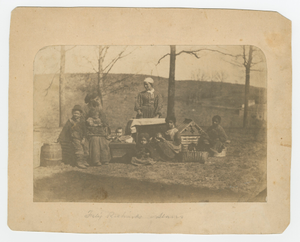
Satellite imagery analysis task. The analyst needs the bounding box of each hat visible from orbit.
[84,92,98,104]
[143,77,154,84]
[72,105,83,113]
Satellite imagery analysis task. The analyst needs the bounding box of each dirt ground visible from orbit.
[34,128,267,203]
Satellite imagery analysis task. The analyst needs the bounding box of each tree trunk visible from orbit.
[243,45,253,128]
[98,45,104,108]
[167,45,176,118]
[59,46,65,127]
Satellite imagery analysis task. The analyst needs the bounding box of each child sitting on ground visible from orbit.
[131,133,156,166]
[200,115,230,155]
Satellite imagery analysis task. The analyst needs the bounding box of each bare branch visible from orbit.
[44,70,60,96]
[222,58,244,68]
[82,56,97,72]
[102,47,137,82]
[156,53,170,65]
[156,47,244,66]
[250,60,264,67]
[102,46,109,61]
[103,47,127,72]
[242,45,247,67]
[103,73,138,91]
[65,46,76,52]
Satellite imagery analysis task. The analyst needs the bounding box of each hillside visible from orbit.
[34,73,266,129]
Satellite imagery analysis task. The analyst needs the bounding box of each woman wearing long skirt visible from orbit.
[151,116,181,161]
[86,108,111,166]
[134,77,163,119]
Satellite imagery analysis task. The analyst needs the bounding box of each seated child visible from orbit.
[110,127,134,143]
[57,105,89,169]
[200,115,229,154]
[131,133,156,166]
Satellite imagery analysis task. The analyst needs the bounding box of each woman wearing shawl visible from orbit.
[134,77,163,119]
[151,116,181,161]
[82,92,111,163]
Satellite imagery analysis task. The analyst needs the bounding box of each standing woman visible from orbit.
[83,92,111,165]
[83,92,110,133]
[134,77,163,119]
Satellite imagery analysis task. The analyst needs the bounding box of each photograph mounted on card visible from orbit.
[8,8,291,233]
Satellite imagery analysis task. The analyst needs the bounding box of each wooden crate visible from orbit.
[109,142,136,159]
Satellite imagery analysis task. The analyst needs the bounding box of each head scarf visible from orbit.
[143,77,154,84]
[144,78,155,98]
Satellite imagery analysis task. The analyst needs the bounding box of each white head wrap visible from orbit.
[143,77,154,84]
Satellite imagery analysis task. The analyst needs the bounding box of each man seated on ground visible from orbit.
[199,115,230,155]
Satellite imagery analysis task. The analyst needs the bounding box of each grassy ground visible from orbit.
[34,128,267,203]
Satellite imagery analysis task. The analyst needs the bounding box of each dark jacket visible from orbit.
[58,118,86,142]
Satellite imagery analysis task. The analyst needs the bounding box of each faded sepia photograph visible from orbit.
[33,45,267,203]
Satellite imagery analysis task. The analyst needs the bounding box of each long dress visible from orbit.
[134,90,163,118]
[131,144,156,166]
[86,118,111,165]
[83,103,111,158]
[154,127,181,161]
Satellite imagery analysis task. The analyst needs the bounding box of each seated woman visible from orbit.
[151,116,181,161]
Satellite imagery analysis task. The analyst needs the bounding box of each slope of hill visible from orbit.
[34,73,266,129]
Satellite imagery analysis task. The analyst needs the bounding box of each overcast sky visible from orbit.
[34,45,267,87]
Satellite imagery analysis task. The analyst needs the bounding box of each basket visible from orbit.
[214,147,227,157]
[182,151,209,163]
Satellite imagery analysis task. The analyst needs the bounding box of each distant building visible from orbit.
[241,100,256,109]
[239,104,267,121]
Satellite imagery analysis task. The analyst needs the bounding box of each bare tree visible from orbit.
[44,45,76,127]
[213,70,228,93]
[83,46,137,108]
[157,45,264,128]
[167,45,176,117]
[221,46,264,127]
[59,46,66,127]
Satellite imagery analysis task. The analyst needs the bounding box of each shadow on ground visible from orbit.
[34,170,266,203]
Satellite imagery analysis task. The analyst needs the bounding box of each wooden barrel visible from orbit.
[182,151,209,164]
[40,143,62,167]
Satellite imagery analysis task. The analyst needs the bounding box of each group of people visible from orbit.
[57,77,229,169]
[58,93,111,169]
